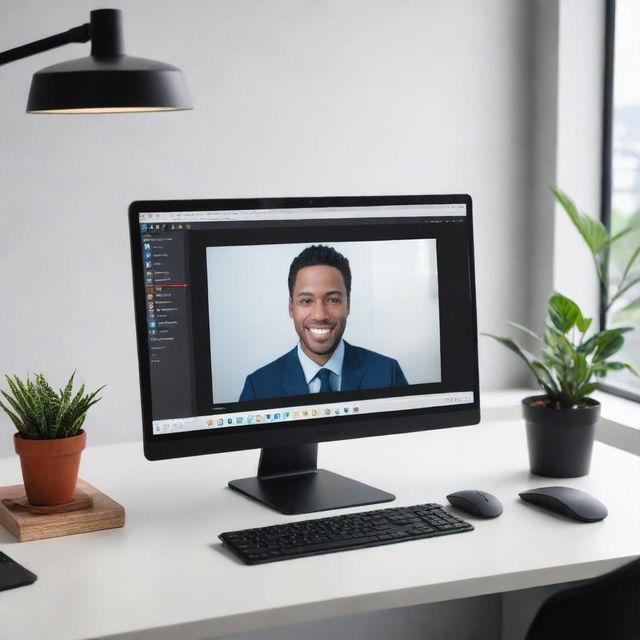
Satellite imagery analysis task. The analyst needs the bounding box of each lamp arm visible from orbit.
[0,24,90,66]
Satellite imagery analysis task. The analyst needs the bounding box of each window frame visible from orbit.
[599,0,640,403]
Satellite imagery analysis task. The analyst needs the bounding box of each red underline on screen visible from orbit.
[145,284,189,288]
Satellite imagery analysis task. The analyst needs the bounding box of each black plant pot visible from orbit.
[522,395,601,478]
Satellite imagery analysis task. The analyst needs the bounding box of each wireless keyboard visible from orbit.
[220,503,473,564]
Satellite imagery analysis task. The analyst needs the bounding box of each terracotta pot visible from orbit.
[522,396,600,478]
[14,430,86,505]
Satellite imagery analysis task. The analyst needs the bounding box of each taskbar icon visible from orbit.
[198,401,362,433]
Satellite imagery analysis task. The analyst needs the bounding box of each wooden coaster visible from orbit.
[0,479,125,542]
[3,490,93,514]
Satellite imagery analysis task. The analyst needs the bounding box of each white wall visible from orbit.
[513,0,605,356]
[554,0,605,317]
[1,0,535,456]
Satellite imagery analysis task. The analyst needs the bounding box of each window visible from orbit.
[602,0,640,400]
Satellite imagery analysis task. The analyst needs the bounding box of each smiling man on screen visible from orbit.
[239,245,409,401]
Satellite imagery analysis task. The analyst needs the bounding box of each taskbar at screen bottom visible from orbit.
[152,391,475,435]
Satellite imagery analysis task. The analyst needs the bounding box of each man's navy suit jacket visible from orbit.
[239,341,408,401]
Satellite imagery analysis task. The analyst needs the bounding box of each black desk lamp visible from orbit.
[0,8,192,113]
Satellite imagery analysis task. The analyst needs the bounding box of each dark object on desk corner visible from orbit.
[446,490,503,518]
[519,486,608,522]
[0,551,37,592]
[525,557,640,640]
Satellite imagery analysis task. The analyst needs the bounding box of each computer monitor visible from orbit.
[129,195,480,514]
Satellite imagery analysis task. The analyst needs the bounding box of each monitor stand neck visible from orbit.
[257,442,319,478]
[228,443,394,515]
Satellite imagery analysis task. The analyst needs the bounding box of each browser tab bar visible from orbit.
[140,203,467,224]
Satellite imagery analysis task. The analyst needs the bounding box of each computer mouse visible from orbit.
[446,490,503,518]
[519,486,608,522]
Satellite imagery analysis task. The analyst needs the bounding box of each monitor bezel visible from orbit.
[129,194,480,461]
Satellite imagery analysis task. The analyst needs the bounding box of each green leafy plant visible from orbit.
[486,292,636,408]
[485,188,639,409]
[0,372,104,439]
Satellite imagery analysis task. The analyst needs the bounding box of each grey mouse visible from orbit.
[519,486,608,522]
[446,489,503,518]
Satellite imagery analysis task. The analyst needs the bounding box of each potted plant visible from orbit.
[0,372,104,505]
[485,188,639,477]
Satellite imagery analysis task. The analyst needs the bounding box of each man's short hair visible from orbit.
[288,245,351,298]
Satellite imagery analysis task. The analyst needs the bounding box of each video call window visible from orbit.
[207,239,441,405]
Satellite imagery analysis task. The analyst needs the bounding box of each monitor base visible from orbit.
[229,469,394,515]
[228,443,395,515]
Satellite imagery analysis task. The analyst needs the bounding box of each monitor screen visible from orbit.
[129,195,479,513]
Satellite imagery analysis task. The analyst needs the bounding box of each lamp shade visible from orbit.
[25,9,192,114]
[27,55,192,113]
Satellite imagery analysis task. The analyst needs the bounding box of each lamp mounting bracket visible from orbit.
[0,24,90,66]
[0,9,126,66]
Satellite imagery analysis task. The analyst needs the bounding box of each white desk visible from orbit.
[0,417,639,640]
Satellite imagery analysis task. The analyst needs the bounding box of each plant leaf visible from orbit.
[0,397,28,434]
[590,327,633,362]
[619,242,640,284]
[547,292,583,334]
[574,350,590,386]
[552,187,608,284]
[575,315,592,334]
[617,296,640,313]
[52,371,76,438]
[552,187,610,254]
[592,361,639,376]
[507,322,542,341]
[5,375,42,436]
[574,383,598,400]
[483,333,559,397]
[608,225,636,247]
[608,275,640,309]
[530,361,561,398]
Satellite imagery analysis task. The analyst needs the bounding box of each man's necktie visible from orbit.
[315,368,332,393]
